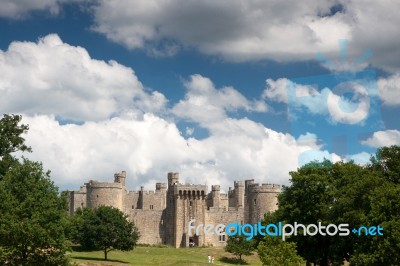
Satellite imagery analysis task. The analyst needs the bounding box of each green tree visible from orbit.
[0,159,70,265]
[0,114,32,178]
[225,234,255,263]
[275,159,336,266]
[274,160,384,265]
[349,178,400,265]
[72,206,140,260]
[272,152,400,266]
[370,145,400,184]
[258,236,304,266]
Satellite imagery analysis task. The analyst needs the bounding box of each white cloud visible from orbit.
[90,0,349,61]
[87,0,400,72]
[361,130,400,148]
[263,78,330,118]
[345,152,371,165]
[2,1,400,72]
[172,74,267,124]
[0,35,345,193]
[0,0,82,19]
[263,78,319,104]
[264,77,375,125]
[345,0,400,73]
[377,74,400,106]
[0,34,167,121]
[185,127,194,136]
[21,114,336,191]
[326,82,370,124]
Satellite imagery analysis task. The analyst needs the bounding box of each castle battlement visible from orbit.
[66,171,280,248]
[234,180,244,187]
[247,183,281,192]
[86,180,123,189]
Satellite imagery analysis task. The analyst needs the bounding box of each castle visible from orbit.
[67,171,280,248]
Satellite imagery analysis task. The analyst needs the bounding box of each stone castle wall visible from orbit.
[66,171,280,248]
[86,180,123,210]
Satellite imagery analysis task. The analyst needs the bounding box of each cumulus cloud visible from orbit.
[263,78,319,104]
[0,35,344,192]
[90,0,347,61]
[263,77,376,125]
[172,74,267,124]
[85,0,400,72]
[0,0,82,19]
[361,130,400,148]
[345,152,372,165]
[345,0,400,73]
[22,114,332,191]
[2,1,400,72]
[377,74,400,106]
[0,34,167,121]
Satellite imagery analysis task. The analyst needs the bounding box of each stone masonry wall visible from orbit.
[66,171,280,248]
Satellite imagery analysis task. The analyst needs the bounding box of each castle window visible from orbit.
[219,235,226,241]
[132,205,134,209]
[97,195,99,198]
[190,201,192,207]
[150,205,154,210]
[254,199,256,205]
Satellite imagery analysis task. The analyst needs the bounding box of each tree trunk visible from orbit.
[104,249,108,260]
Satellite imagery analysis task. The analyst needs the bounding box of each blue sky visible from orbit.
[0,1,399,191]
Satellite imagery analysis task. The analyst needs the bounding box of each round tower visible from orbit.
[86,180,123,210]
[246,183,280,224]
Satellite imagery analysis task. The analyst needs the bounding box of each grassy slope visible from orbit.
[69,246,263,266]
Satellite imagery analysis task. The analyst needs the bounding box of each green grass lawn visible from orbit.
[69,246,263,266]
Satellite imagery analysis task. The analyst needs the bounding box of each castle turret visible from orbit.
[168,172,179,187]
[234,181,244,207]
[86,180,123,211]
[211,185,221,208]
[114,170,126,187]
[246,183,280,224]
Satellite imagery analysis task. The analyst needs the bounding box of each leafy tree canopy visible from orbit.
[225,234,255,263]
[258,235,304,266]
[0,114,31,178]
[0,159,70,265]
[263,147,400,266]
[70,206,140,260]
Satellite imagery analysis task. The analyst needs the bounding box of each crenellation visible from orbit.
[66,171,280,248]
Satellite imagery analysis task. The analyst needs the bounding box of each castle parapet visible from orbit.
[211,185,220,191]
[173,184,207,199]
[156,182,167,191]
[247,183,281,193]
[114,171,126,187]
[234,180,244,188]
